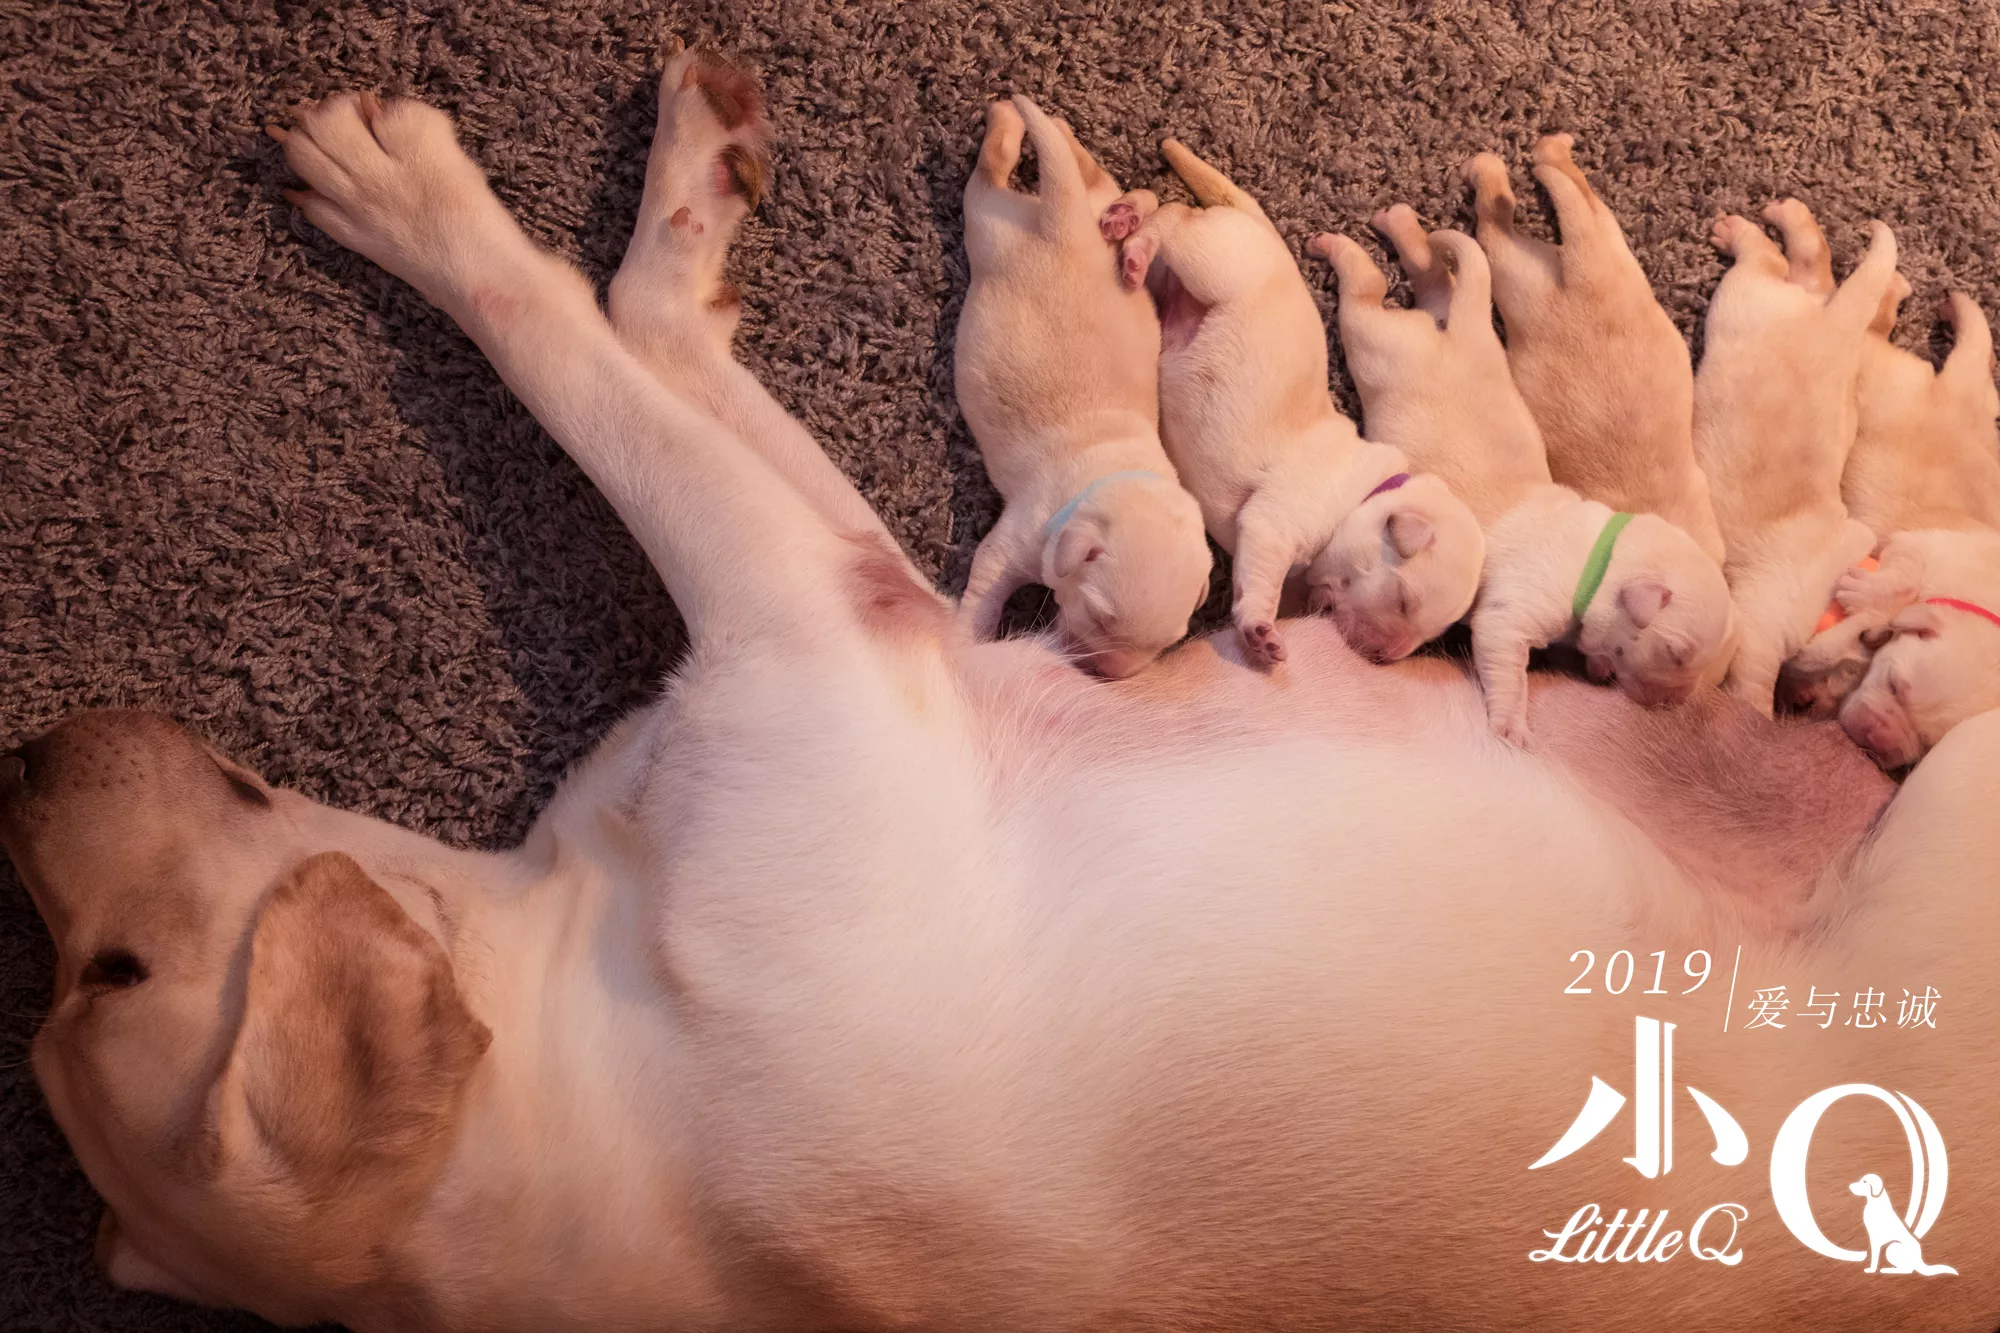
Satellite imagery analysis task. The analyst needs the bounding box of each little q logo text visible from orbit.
[1527,1016,1954,1275]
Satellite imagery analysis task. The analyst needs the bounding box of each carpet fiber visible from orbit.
[5,1,2000,1327]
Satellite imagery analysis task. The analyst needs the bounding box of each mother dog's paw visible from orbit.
[270,93,504,297]
[608,42,774,334]
[654,42,772,242]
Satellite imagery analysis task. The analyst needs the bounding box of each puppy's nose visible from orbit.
[1845,713,1908,767]
[1776,673,1814,711]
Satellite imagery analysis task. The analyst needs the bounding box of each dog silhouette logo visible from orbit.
[1849,1173,1957,1275]
[1770,1084,1955,1275]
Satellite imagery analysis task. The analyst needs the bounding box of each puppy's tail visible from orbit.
[1939,291,1999,416]
[1162,139,1268,221]
[1914,1261,1959,1276]
[1010,95,1090,236]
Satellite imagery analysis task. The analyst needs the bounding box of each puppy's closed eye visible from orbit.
[79,950,148,992]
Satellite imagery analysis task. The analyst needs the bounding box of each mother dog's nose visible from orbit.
[0,737,45,812]
[0,749,26,798]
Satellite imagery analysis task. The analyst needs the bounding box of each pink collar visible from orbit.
[1365,472,1410,501]
[1927,596,2000,630]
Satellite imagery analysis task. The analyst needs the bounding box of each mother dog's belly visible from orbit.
[1029,618,1889,919]
[631,619,1892,1327]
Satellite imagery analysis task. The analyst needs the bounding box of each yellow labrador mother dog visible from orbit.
[4,50,1999,1333]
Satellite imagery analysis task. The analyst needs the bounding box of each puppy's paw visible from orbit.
[1099,190,1157,242]
[1304,232,1345,263]
[1100,201,1143,243]
[1491,711,1535,749]
[1709,213,1758,255]
[1371,201,1430,252]
[1530,132,1577,166]
[1462,152,1516,228]
[271,92,502,292]
[1240,618,1286,668]
[1834,566,1916,617]
[1370,202,1412,232]
[1759,196,1820,236]
[1119,233,1160,290]
[1462,151,1509,192]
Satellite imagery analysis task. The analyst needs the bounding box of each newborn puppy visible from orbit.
[1316,207,1733,745]
[1114,140,1484,666]
[1463,134,1728,565]
[1832,527,2000,767]
[1845,291,2000,535]
[1782,287,2000,719]
[955,97,1210,678]
[1689,199,1899,715]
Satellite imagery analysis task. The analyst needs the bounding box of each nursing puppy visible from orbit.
[955,98,1209,677]
[1113,141,1483,666]
[1834,291,2000,765]
[1463,134,1728,565]
[1782,287,2000,736]
[1833,526,2000,767]
[1689,199,1899,715]
[1316,207,1732,745]
[1844,291,2000,536]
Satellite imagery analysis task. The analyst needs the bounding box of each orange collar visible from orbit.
[1815,556,1880,635]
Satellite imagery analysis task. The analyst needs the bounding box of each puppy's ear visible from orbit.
[1051,518,1107,583]
[1387,510,1434,560]
[1889,604,1944,640]
[1618,579,1673,630]
[210,852,489,1285]
[96,1209,201,1302]
[1860,624,1897,651]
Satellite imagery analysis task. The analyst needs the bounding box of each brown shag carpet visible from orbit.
[5,2,2000,1328]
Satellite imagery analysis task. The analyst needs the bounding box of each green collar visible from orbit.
[1572,512,1634,621]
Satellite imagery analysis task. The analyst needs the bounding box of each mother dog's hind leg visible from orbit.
[607,42,906,558]
[274,91,940,653]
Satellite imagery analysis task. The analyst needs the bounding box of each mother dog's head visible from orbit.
[0,710,489,1322]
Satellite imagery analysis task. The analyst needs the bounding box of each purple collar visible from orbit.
[1365,471,1411,501]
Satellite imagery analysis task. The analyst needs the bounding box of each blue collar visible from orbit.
[1044,470,1165,540]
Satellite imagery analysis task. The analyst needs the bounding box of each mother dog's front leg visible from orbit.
[273,92,935,650]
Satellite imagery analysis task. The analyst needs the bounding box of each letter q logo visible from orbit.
[1769,1084,1949,1265]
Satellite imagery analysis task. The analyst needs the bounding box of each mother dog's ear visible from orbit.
[208,852,489,1282]
[97,1208,202,1301]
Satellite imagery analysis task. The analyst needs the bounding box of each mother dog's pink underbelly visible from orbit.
[962,618,1893,919]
